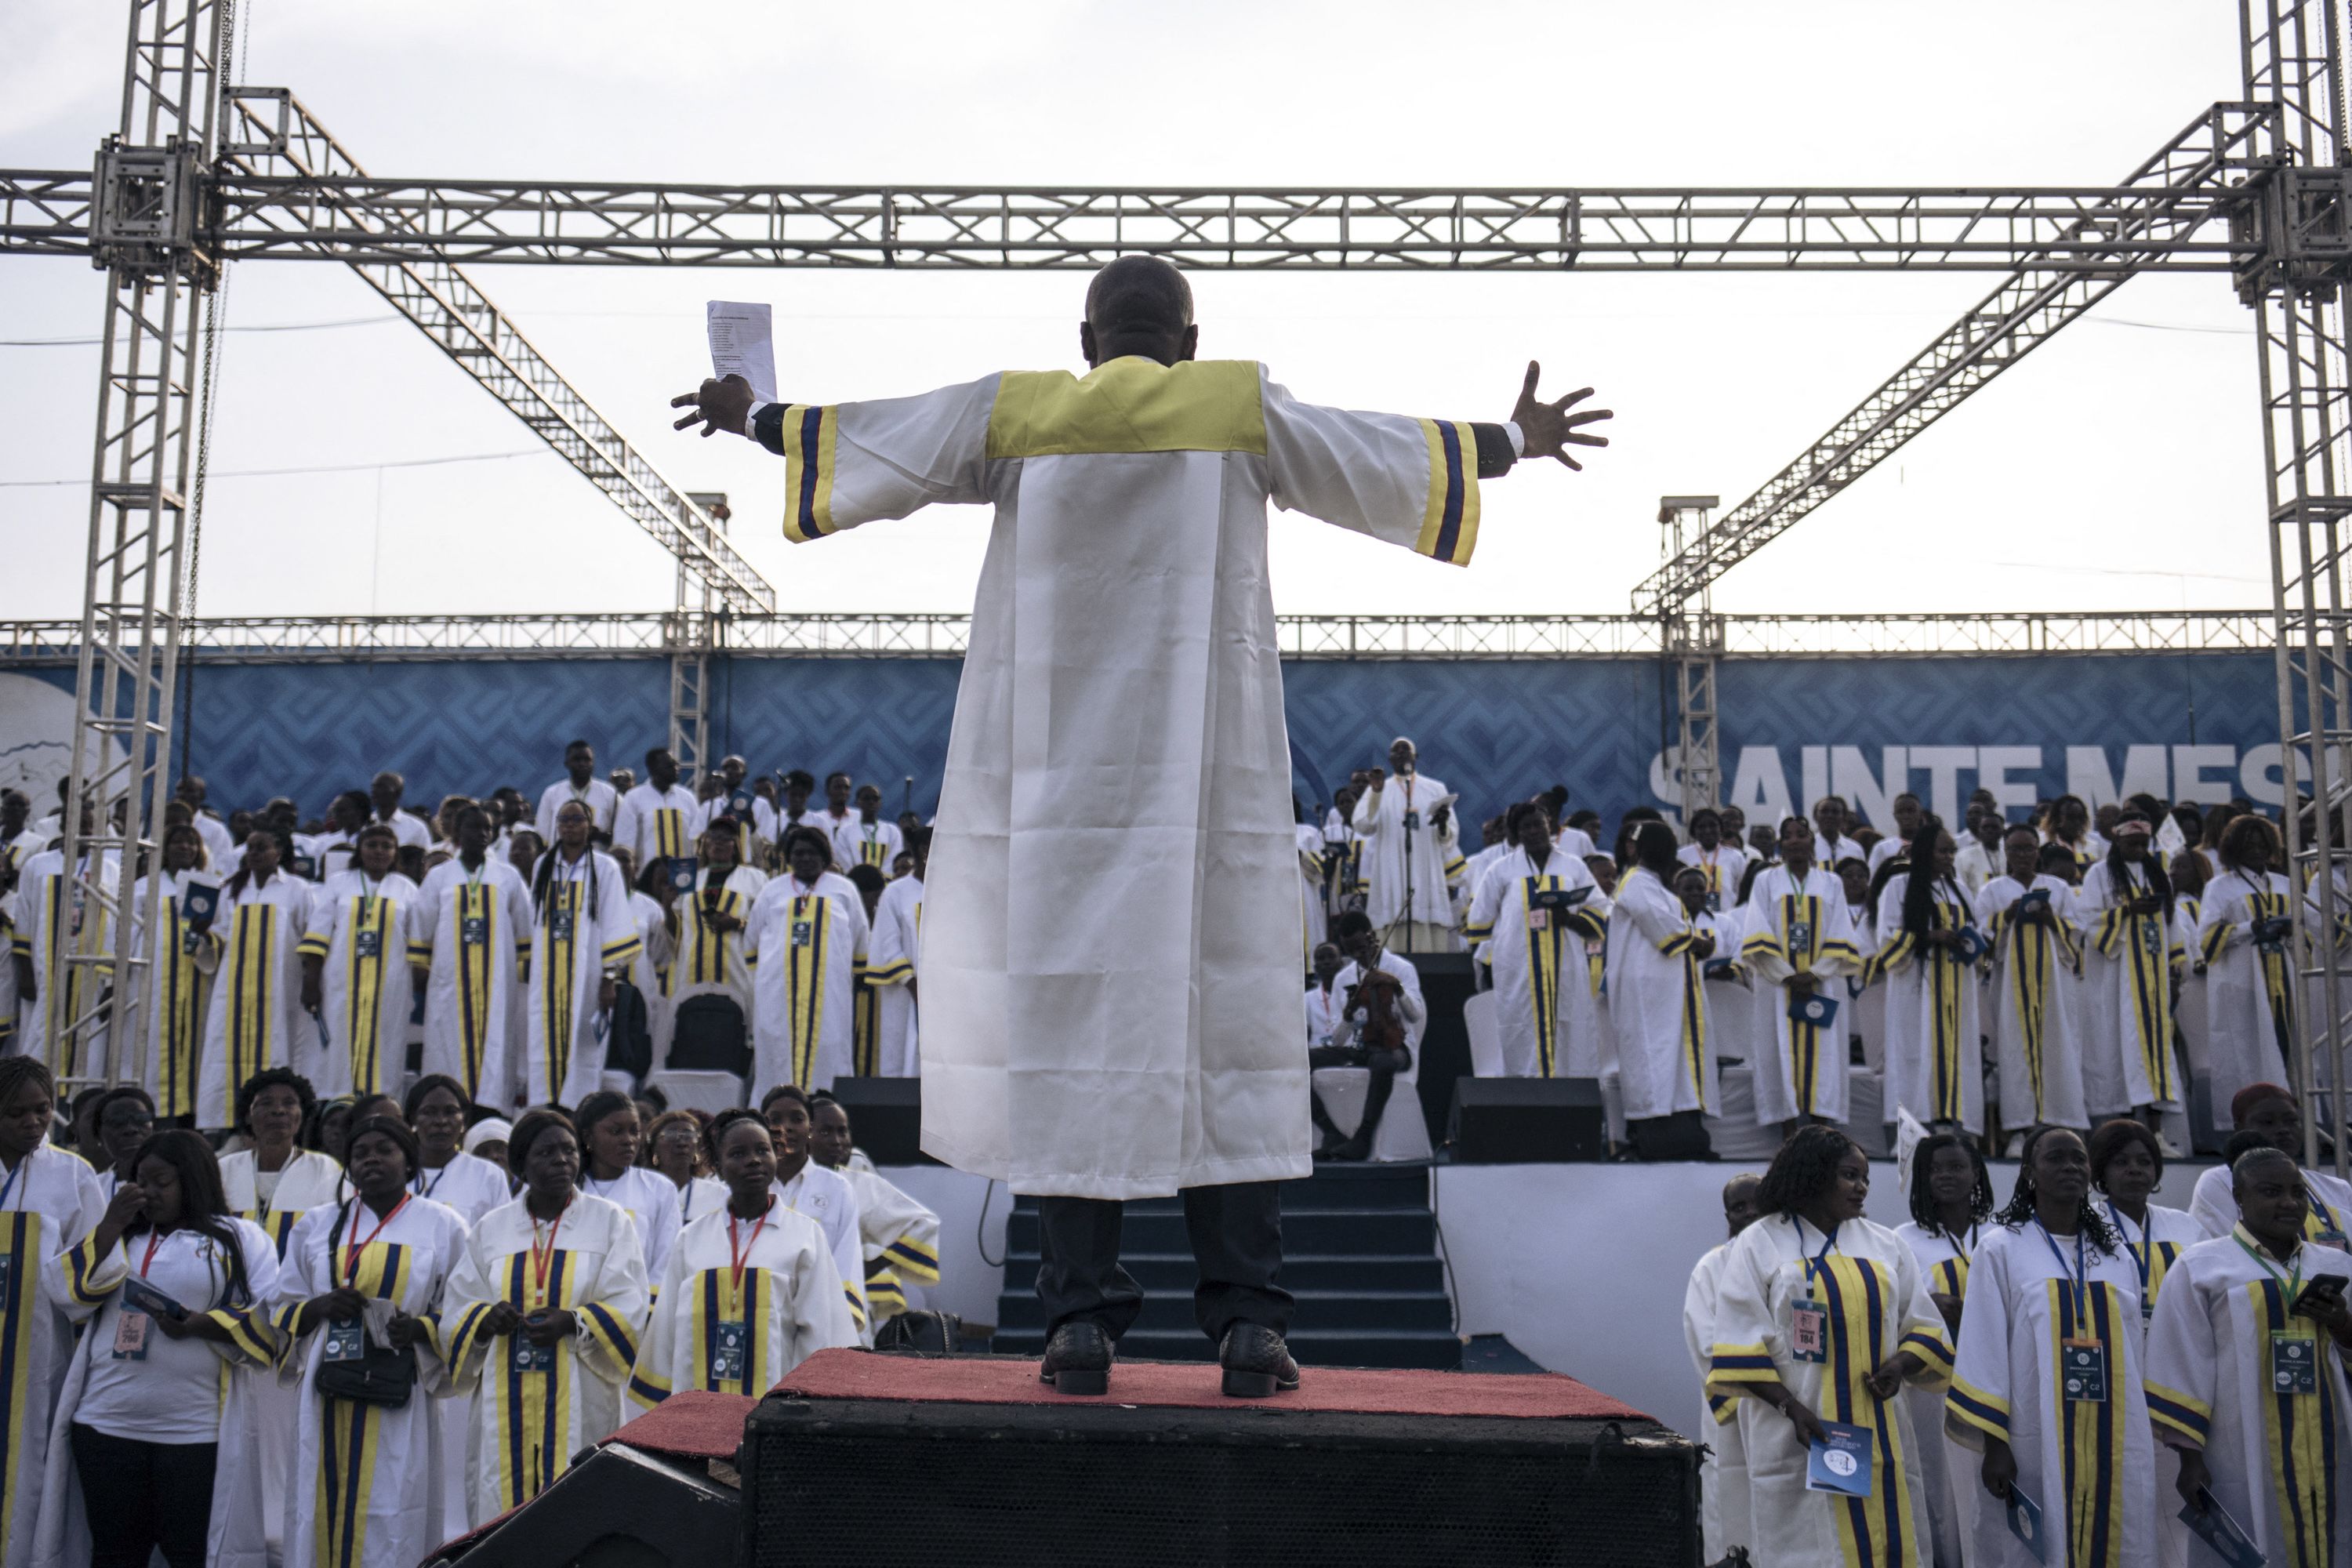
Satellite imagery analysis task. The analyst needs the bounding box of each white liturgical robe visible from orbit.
[752,356,1497,1197]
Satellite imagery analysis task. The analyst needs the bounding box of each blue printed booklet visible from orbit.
[2005,1485,2047,1563]
[1804,1421,1872,1497]
[2180,1490,2266,1567]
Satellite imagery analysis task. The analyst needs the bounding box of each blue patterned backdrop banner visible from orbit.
[4,651,2287,832]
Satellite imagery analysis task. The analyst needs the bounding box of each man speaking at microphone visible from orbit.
[672,256,1611,1396]
[1351,735,1465,955]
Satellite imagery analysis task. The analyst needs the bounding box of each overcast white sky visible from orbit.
[0,1,2275,622]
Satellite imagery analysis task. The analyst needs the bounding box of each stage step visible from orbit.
[993,1163,1460,1370]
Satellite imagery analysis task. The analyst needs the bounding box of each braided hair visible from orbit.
[2100,813,2175,922]
[531,811,604,925]
[1754,1124,1866,1219]
[1907,1131,1994,1236]
[702,1106,772,1171]
[1899,815,1958,938]
[1992,1124,2122,1254]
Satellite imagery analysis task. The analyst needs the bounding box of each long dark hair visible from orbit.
[127,1128,254,1305]
[2100,814,2174,920]
[1755,1125,1865,1219]
[1992,1124,2121,1255]
[531,832,605,925]
[1907,1131,1994,1236]
[1900,815,1958,938]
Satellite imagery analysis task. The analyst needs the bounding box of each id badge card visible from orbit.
[462,916,488,947]
[181,929,203,955]
[1789,1296,1829,1363]
[513,1340,556,1373]
[2060,1337,2107,1403]
[1402,810,1421,833]
[1788,919,1813,953]
[1706,890,1722,913]
[791,919,814,947]
[111,1308,150,1361]
[0,1253,17,1305]
[324,1319,368,1363]
[710,1319,748,1382]
[2140,918,2162,955]
[354,929,380,959]
[1526,907,1549,931]
[2272,1332,2320,1395]
[550,913,575,943]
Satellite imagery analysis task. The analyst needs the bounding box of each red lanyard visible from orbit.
[728,1199,774,1293]
[138,1230,165,1277]
[340,1196,409,1287]
[528,1203,568,1300]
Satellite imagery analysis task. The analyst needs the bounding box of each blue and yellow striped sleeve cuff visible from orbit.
[2145,1381,2212,1446]
[63,1236,118,1305]
[866,958,915,985]
[405,940,431,964]
[9,936,28,960]
[1706,1390,1739,1424]
[845,1283,868,1328]
[885,1233,941,1283]
[1945,1375,2010,1443]
[601,933,644,967]
[2201,922,2231,964]
[1461,920,1494,945]
[1444,853,1468,879]
[1411,418,1480,568]
[295,932,330,962]
[628,1367,671,1409]
[207,1305,280,1367]
[780,405,841,543]
[1658,931,1697,958]
[1876,931,1914,974]
[270,1300,307,1355]
[866,1277,908,1315]
[579,1301,639,1367]
[1741,931,1784,964]
[2093,909,2126,956]
[1707,1343,1780,1388]
[1818,938,1861,966]
[1564,910,1605,942]
[1900,1329,1954,1385]
[441,1302,493,1370]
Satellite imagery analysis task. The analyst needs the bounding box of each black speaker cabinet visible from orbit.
[429,1440,739,1568]
[1446,1076,1606,1163]
[828,1076,929,1164]
[740,1385,1698,1568]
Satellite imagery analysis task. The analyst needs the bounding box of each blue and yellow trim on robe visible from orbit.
[779,405,840,543]
[2248,1270,2342,1568]
[2051,1279,2130,1568]
[1413,419,1480,568]
[310,1238,416,1568]
[1815,1255,1938,1568]
[0,1210,44,1554]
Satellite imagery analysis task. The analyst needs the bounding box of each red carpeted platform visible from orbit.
[605,1388,757,1461]
[773,1346,1651,1421]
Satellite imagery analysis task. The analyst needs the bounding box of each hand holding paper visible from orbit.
[706,301,776,403]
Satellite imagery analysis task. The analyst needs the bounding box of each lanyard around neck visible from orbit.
[2034,1217,2090,1323]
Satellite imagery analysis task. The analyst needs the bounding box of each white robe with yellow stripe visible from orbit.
[0,1146,103,1568]
[1945,1221,2154,1568]
[9,850,118,1085]
[524,851,643,1106]
[1706,1214,1953,1568]
[1892,1220,1982,1568]
[612,784,703,878]
[2077,860,2188,1116]
[1464,846,1609,1079]
[411,859,535,1112]
[439,1193,650,1527]
[866,874,923,1078]
[197,873,319,1129]
[129,869,218,1121]
[1682,1239,1751,1565]
[299,872,422,1102]
[655,866,765,1064]
[746,873,868,1095]
[1875,874,1985,1134]
[626,1199,858,1409]
[1603,867,1720,1120]
[1976,874,2089,1131]
[840,1161,940,1322]
[271,1196,471,1568]
[1740,866,1863,1124]
[757,358,1493,1197]
[2143,1229,2352,1568]
[2199,869,2299,1131]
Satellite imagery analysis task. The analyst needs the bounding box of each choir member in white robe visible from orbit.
[439,1113,649,1527]
[627,1111,859,1406]
[612,750,704,877]
[1835,858,1889,1079]
[572,1092,680,1287]
[866,852,924,1078]
[2198,817,2299,1134]
[410,808,535,1112]
[1682,1174,1761,1566]
[654,826,764,1068]
[809,1094,942,1321]
[1606,828,1722,1133]
[1350,739,1464,954]
[1741,818,1864,1127]
[1304,945,1347,1046]
[532,742,619,847]
[522,809,641,1107]
[1976,826,2091,1131]
[1462,804,1610,1079]
[1875,824,1984,1133]
[1955,812,2006,898]
[2189,1086,2352,1243]
[1945,1126,2154,1568]
[403,1076,513,1226]
[1707,1129,1954,1568]
[2076,818,2187,1120]
[746,832,868,1095]
[829,786,904,878]
[220,1070,349,1257]
[11,844,120,1086]
[196,837,318,1129]
[0,1063,104,1568]
[760,1088,868,1338]
[1893,1134,1996,1568]
[1676,809,1749,916]
[2144,1149,2352,1568]
[297,828,420,1102]
[129,825,219,1122]
[270,1119,471,1568]
[1296,818,1329,965]
[34,1132,279,1568]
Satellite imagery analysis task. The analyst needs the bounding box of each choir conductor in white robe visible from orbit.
[673,256,1610,1397]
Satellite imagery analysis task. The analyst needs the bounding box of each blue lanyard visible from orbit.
[2105,1202,2151,1292]
[2035,1218,2090,1324]
[0,1156,27,1213]
[1794,1215,1840,1291]
[412,1163,447,1199]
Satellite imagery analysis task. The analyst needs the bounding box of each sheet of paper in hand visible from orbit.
[1804,1421,1873,1497]
[706,301,776,403]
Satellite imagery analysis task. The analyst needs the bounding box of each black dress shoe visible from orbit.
[1218,1323,1300,1398]
[1038,1321,1113,1396]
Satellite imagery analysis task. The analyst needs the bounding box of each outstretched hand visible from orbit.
[672,375,757,439]
[1510,362,1612,471]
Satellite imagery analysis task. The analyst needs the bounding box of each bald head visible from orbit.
[1080,256,1197,368]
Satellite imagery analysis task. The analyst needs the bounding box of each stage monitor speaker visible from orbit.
[741,1381,1698,1568]
[1447,1076,1606,1163]
[430,1440,738,1568]
[828,1076,929,1164]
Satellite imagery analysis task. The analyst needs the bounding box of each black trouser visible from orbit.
[70,1423,218,1568]
[1307,1045,1409,1147]
[1034,1181,1292,1345]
